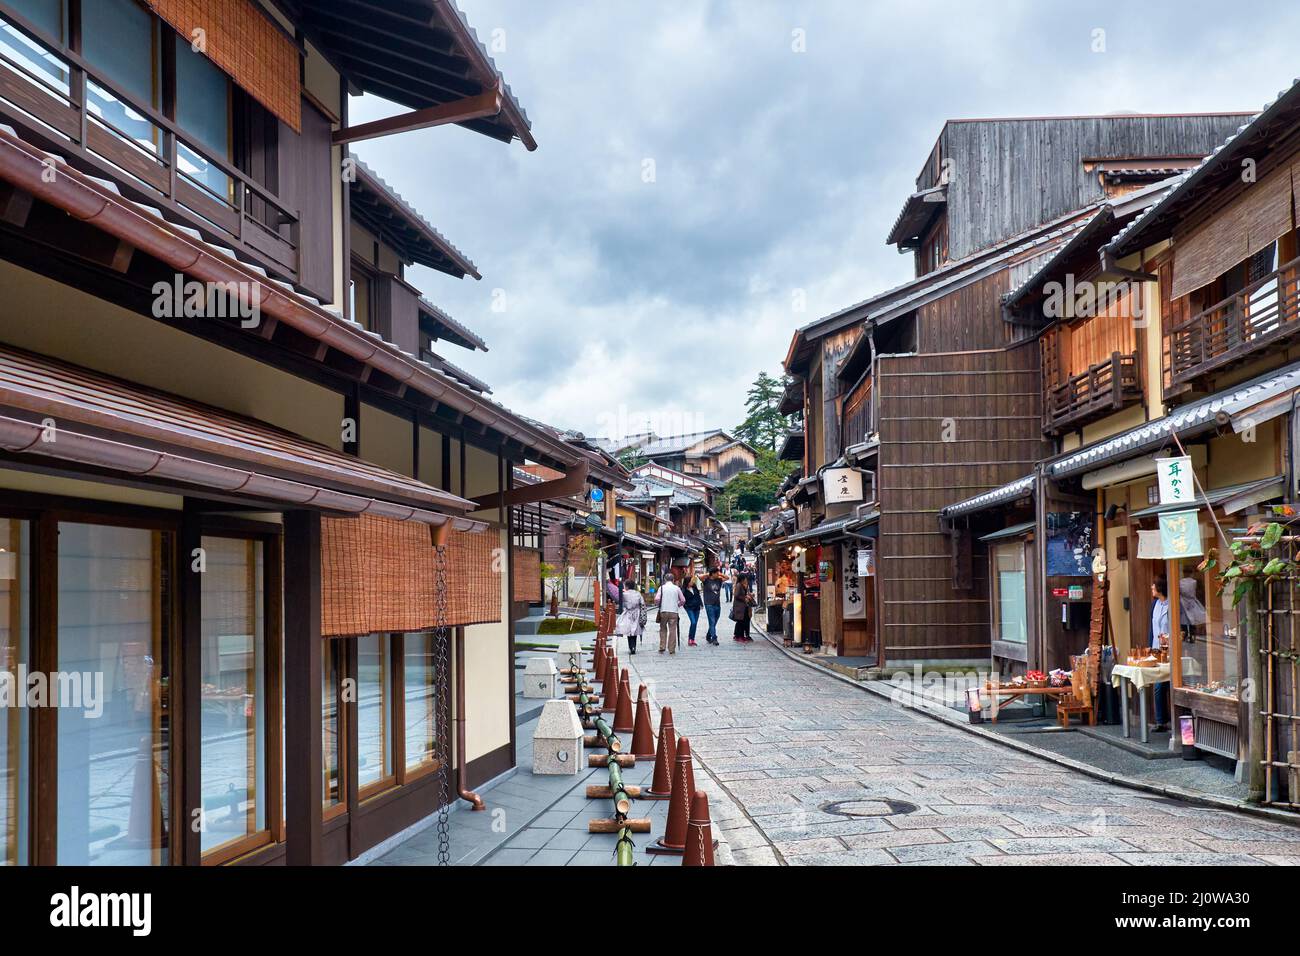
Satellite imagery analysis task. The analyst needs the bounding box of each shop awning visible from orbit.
[621,531,663,551]
[0,345,482,528]
[1127,475,1285,519]
[979,521,1036,543]
[775,512,879,547]
[941,474,1035,518]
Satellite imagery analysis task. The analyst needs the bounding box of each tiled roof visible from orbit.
[940,475,1035,518]
[1107,77,1300,257]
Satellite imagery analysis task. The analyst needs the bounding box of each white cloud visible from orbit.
[348,0,1299,438]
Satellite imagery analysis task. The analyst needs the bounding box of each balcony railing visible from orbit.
[841,375,872,448]
[0,11,299,281]
[1165,255,1300,394]
[1043,350,1141,435]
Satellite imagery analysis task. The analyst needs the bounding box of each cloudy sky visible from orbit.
[349,1,1298,443]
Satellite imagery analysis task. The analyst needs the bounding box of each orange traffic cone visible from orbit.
[629,684,655,757]
[682,791,715,866]
[601,646,617,690]
[613,668,635,733]
[655,736,695,853]
[644,705,676,799]
[601,657,620,714]
[592,635,606,681]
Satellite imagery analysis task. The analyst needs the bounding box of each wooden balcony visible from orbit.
[1164,255,1300,397]
[1043,350,1141,435]
[0,11,299,282]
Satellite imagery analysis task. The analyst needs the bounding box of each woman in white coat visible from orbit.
[615,580,646,655]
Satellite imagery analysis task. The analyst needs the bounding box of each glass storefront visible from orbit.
[356,634,393,792]
[1176,522,1238,698]
[992,540,1028,644]
[403,633,437,771]
[199,537,268,858]
[323,641,344,811]
[0,518,30,866]
[56,522,171,866]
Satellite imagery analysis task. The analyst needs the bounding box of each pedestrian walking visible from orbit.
[723,567,734,602]
[615,580,646,655]
[605,569,622,613]
[701,565,724,644]
[657,572,684,654]
[682,570,703,646]
[731,574,754,642]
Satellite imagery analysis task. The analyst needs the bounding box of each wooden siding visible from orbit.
[924,115,1252,260]
[913,269,1034,352]
[876,342,1048,663]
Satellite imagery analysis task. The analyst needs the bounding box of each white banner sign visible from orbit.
[1156,456,1194,505]
[841,544,866,620]
[822,467,864,503]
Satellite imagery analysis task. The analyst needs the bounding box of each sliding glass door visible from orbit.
[56,522,172,865]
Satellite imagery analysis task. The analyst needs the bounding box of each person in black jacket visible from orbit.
[682,571,704,646]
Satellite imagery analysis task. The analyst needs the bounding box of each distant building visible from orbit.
[596,430,757,484]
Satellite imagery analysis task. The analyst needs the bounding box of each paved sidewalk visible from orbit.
[370,640,752,866]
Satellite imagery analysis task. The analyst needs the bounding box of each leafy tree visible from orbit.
[616,446,646,472]
[735,370,794,452]
[721,448,796,517]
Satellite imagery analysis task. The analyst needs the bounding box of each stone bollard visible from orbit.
[532,699,584,775]
[555,638,584,673]
[523,656,558,699]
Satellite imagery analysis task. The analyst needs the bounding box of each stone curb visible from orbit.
[759,633,1300,829]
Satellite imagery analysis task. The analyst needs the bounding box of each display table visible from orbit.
[1110,663,1171,744]
[983,683,1074,723]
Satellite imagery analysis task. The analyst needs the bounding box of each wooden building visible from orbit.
[0,0,601,866]
[772,113,1252,669]
[938,80,1300,801]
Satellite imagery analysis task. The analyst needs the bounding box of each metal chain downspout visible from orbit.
[435,543,452,865]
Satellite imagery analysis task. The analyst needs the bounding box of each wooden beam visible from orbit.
[472,459,588,510]
[332,88,502,145]
[0,183,33,227]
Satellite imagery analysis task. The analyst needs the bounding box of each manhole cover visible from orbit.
[821,798,918,818]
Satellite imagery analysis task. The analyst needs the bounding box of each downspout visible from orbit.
[455,628,485,810]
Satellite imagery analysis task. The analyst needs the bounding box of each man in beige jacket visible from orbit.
[657,573,685,654]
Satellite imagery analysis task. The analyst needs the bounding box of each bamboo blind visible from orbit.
[150,0,302,132]
[1173,162,1295,298]
[321,516,501,638]
[513,547,542,602]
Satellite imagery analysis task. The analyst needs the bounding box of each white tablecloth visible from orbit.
[1111,663,1171,690]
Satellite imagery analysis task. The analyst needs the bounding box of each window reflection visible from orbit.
[56,523,170,866]
[199,537,267,857]
[356,634,392,791]
[0,518,30,866]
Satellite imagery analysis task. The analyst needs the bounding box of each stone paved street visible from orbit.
[620,609,1300,866]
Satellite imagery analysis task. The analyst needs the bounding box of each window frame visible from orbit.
[196,523,283,867]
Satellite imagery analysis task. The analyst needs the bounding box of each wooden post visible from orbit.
[178,501,203,865]
[283,510,323,865]
[1244,583,1266,801]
